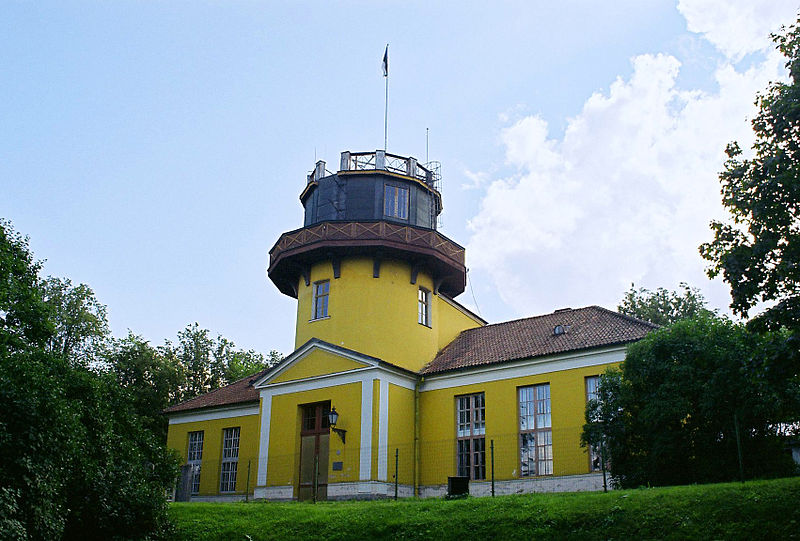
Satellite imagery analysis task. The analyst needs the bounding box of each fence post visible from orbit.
[395,448,399,500]
[313,455,319,504]
[490,439,495,497]
[734,412,745,483]
[245,459,251,502]
[601,435,608,493]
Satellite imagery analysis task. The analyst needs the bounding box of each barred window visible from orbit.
[384,184,409,219]
[519,384,552,476]
[418,287,430,327]
[456,393,486,480]
[219,427,240,493]
[312,280,330,320]
[586,375,602,471]
[187,431,204,494]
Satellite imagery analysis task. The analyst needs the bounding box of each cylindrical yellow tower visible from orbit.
[267,150,467,372]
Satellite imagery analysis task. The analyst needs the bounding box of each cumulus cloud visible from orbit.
[678,0,798,60]
[466,2,794,319]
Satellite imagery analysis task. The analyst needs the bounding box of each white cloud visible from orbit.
[466,24,789,320]
[678,0,797,60]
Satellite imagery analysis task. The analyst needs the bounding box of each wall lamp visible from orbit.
[328,406,347,444]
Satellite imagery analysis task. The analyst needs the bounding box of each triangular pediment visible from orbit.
[254,339,384,387]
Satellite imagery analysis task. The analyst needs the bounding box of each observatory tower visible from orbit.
[267,150,469,372]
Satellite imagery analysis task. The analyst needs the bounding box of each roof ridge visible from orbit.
[163,368,267,413]
[589,304,660,329]
[457,305,600,332]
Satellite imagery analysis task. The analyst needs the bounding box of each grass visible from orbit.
[169,477,800,540]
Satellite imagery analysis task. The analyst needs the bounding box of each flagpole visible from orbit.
[384,72,388,151]
[383,44,389,151]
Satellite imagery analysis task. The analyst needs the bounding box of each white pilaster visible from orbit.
[377,379,390,481]
[256,393,273,486]
[359,378,374,480]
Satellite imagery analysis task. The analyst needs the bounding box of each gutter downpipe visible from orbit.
[414,377,422,497]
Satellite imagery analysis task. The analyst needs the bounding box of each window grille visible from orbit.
[586,375,602,471]
[219,427,240,493]
[187,431,203,494]
[456,393,486,480]
[384,185,409,219]
[312,280,330,320]
[418,287,430,326]
[519,384,552,476]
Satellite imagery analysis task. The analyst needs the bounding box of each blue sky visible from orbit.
[3,1,797,355]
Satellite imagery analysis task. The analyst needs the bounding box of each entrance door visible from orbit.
[298,401,331,501]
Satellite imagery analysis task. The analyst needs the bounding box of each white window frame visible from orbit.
[585,375,602,472]
[519,383,552,476]
[311,280,330,321]
[384,184,409,220]
[418,287,431,327]
[187,430,203,494]
[219,427,240,493]
[456,393,486,480]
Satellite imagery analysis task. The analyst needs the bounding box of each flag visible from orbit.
[382,45,388,77]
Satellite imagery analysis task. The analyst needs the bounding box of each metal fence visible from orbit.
[175,426,610,501]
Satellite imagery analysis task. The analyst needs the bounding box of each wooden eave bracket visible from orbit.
[410,261,425,285]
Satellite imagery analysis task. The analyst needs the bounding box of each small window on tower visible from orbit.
[384,184,409,220]
[312,280,330,320]
[418,287,430,327]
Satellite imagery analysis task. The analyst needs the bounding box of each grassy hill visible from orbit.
[169,477,800,540]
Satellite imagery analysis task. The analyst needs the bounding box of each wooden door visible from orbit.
[298,402,331,501]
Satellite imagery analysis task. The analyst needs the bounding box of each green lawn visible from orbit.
[169,477,800,540]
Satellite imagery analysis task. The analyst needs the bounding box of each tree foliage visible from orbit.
[42,276,109,367]
[0,220,179,540]
[618,282,714,326]
[700,19,800,331]
[583,315,795,489]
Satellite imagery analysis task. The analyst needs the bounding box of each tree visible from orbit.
[225,347,282,382]
[0,220,177,540]
[41,277,109,367]
[617,282,713,326]
[699,19,800,332]
[163,323,283,403]
[582,314,795,489]
[109,333,184,442]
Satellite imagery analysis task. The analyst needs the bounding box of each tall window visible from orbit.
[219,427,240,493]
[585,376,601,471]
[456,393,486,480]
[384,184,409,219]
[519,384,552,476]
[187,431,204,494]
[312,280,329,320]
[418,287,430,326]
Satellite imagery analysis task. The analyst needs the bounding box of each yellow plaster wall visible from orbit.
[264,382,363,492]
[271,349,366,383]
[418,362,617,485]
[387,383,416,485]
[166,411,261,496]
[435,297,484,352]
[295,257,465,372]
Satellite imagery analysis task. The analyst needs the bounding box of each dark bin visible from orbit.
[447,476,469,499]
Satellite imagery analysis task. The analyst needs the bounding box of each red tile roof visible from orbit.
[163,307,656,414]
[421,306,657,375]
[162,369,268,414]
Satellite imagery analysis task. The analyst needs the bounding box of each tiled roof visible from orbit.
[162,369,268,414]
[421,306,657,375]
[163,307,656,414]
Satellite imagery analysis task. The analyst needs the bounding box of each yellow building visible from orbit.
[164,150,655,501]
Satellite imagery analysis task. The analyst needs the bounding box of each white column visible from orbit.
[378,379,390,481]
[359,378,374,480]
[256,392,272,486]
